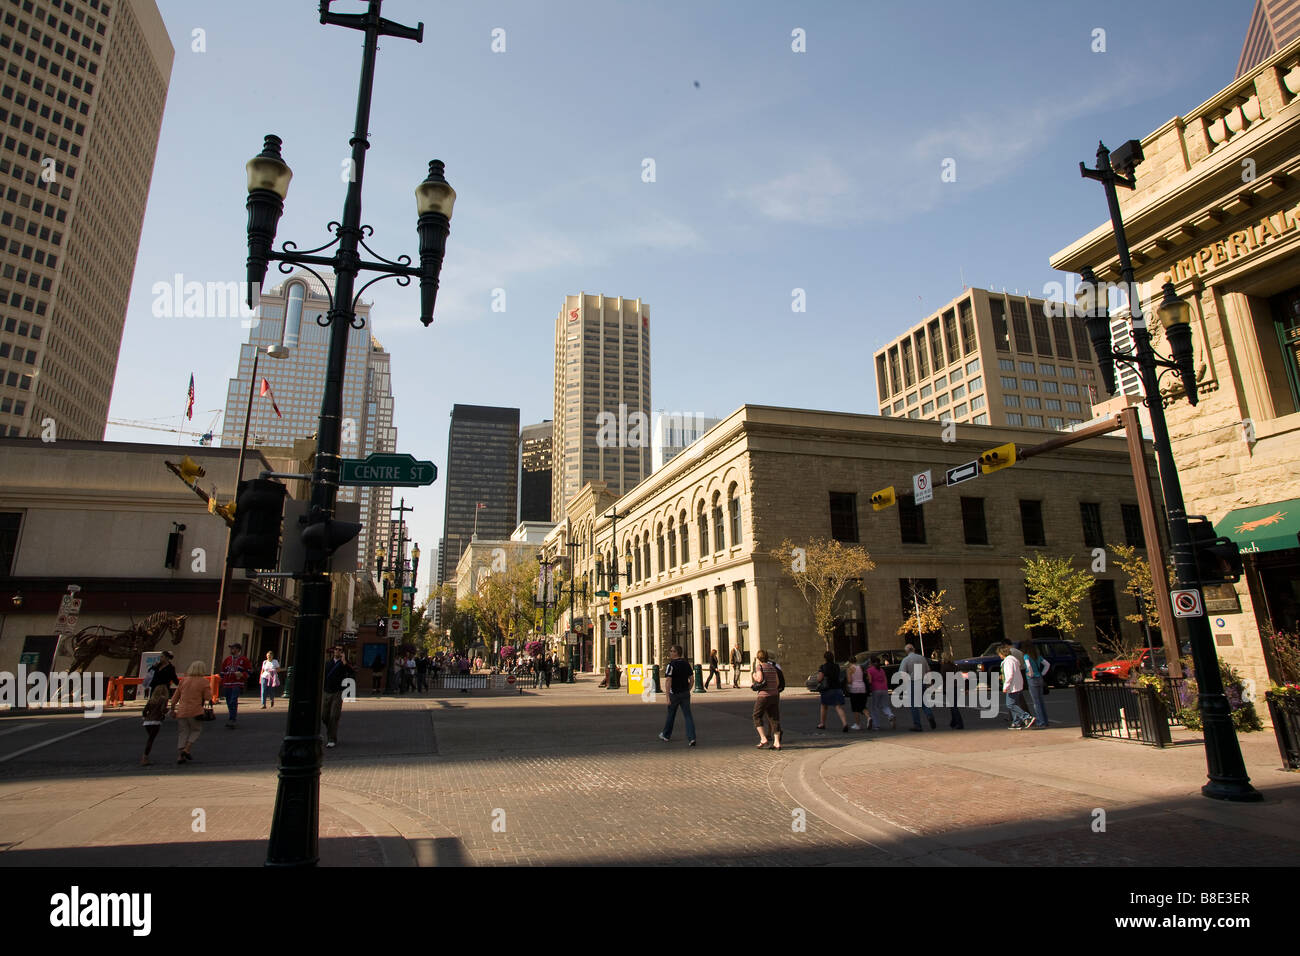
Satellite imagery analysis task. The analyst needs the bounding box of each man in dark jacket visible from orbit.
[322,646,355,749]
[146,651,179,694]
[658,645,697,746]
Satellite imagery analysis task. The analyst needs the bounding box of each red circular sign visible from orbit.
[1175,592,1198,611]
[507,675,516,684]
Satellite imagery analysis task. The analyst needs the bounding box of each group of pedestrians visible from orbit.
[814,651,899,732]
[658,646,786,750]
[701,647,747,689]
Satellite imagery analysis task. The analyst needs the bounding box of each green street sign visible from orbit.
[339,453,437,487]
[402,587,416,595]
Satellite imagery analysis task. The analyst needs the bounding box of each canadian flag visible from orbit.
[260,378,282,418]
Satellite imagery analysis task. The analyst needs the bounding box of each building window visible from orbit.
[964,579,1005,653]
[936,393,950,407]
[999,358,1015,371]
[713,494,725,552]
[933,374,947,389]
[1024,396,1041,409]
[953,402,968,418]
[922,400,934,414]
[906,391,918,405]
[920,384,932,398]
[1001,376,1017,389]
[959,298,976,355]
[1027,414,1044,427]
[698,502,707,555]
[991,298,1011,352]
[657,526,665,571]
[1006,412,1023,425]
[1090,579,1122,647]
[0,511,20,573]
[679,510,689,563]
[1048,417,1064,429]
[829,492,858,542]
[950,367,964,383]
[1020,500,1045,546]
[1019,361,1035,374]
[1004,395,1020,408]
[1045,399,1061,411]
[899,494,926,544]
[970,395,986,411]
[961,497,988,545]
[1042,380,1059,394]
[643,539,650,578]
[1060,366,1077,378]
[972,413,988,424]
[1080,502,1105,548]
[966,358,981,374]
[951,383,966,400]
[1038,363,1056,376]
[634,538,642,581]
[667,519,677,566]
[729,485,742,545]
[1121,503,1145,548]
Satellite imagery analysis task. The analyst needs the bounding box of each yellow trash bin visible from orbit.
[626,663,646,696]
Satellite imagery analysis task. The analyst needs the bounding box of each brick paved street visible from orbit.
[1,677,1297,866]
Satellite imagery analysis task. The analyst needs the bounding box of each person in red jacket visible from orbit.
[219,642,253,728]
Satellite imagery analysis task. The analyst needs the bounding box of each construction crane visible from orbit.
[108,410,223,445]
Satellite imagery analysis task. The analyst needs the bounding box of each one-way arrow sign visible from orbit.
[946,460,980,486]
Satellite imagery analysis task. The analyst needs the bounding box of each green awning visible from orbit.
[1215,499,1300,555]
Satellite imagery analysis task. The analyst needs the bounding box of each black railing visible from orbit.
[1158,676,1194,727]
[1076,681,1172,747]
[1265,691,1300,770]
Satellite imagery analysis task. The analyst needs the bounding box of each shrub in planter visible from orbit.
[1175,659,1262,733]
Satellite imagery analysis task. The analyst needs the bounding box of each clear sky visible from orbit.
[106,0,1252,595]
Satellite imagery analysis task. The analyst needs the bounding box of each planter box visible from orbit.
[1265,691,1300,771]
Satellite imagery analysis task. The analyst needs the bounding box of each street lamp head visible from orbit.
[1158,281,1199,406]
[245,135,293,308]
[1078,267,1118,396]
[263,345,291,359]
[415,160,455,327]
[10,591,21,608]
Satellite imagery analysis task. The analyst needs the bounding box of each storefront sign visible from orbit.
[1164,199,1300,284]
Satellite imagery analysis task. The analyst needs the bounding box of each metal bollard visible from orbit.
[652,663,661,693]
[694,662,705,692]
[283,666,294,701]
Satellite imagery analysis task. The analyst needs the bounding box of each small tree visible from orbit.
[897,587,965,657]
[771,538,876,651]
[1021,554,1095,643]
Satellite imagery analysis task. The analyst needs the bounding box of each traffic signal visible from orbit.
[228,478,286,570]
[387,588,403,615]
[609,590,621,615]
[979,443,1017,474]
[178,455,206,485]
[870,486,896,511]
[301,515,362,566]
[1186,516,1243,585]
[376,618,387,639]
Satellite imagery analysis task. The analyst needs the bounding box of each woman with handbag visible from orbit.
[750,649,783,750]
[168,660,214,764]
[260,651,281,708]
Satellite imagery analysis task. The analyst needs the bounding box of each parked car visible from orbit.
[956,639,1093,687]
[1092,646,1166,681]
[804,648,909,692]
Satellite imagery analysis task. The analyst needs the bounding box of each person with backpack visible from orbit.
[658,645,696,746]
[750,648,784,749]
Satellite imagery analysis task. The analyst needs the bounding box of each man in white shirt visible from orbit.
[998,645,1034,729]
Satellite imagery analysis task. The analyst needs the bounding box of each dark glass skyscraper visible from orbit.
[519,420,552,523]
[438,404,520,593]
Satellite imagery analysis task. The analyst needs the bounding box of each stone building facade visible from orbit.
[543,405,1162,682]
[1051,38,1300,692]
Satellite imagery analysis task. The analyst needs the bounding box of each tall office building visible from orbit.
[0,0,173,439]
[438,404,519,594]
[1237,0,1300,78]
[519,420,552,523]
[553,292,650,519]
[873,288,1105,431]
[220,272,396,573]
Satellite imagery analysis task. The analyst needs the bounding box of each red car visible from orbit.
[1091,647,1167,681]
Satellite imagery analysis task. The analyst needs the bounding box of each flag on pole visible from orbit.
[260,378,282,418]
[185,374,195,420]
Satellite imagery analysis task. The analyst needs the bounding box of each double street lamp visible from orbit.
[247,0,456,867]
[1076,140,1258,802]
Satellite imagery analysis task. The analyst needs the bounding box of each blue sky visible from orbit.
[106,0,1251,593]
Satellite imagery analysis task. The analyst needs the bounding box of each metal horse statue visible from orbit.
[66,612,188,675]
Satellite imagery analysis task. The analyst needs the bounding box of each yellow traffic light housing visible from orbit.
[870,486,896,511]
[178,455,206,485]
[609,590,621,615]
[979,442,1017,474]
[387,588,402,615]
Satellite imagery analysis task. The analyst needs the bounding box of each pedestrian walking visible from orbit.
[322,646,355,749]
[750,649,783,749]
[816,651,854,731]
[845,657,869,730]
[260,651,281,709]
[416,651,429,692]
[998,645,1034,729]
[730,646,742,687]
[540,654,552,688]
[219,643,253,728]
[658,645,696,746]
[704,649,722,690]
[1021,642,1051,729]
[140,683,169,766]
[898,643,936,731]
[941,650,964,729]
[866,655,896,730]
[370,653,385,695]
[145,651,178,696]
[168,660,214,764]
[404,653,417,691]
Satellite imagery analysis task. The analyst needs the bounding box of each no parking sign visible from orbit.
[1171,588,1204,618]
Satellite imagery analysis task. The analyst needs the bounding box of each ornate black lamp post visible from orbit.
[249,0,457,867]
[1077,140,1258,802]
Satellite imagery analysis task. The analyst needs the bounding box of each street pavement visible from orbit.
[1,676,1297,866]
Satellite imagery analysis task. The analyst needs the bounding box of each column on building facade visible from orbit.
[724,580,740,661]
[688,592,703,664]
[744,575,761,666]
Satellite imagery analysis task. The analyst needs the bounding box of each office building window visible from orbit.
[1004,395,1020,408]
[1006,412,1023,425]
[999,358,1015,371]
[1019,361,1035,374]
[668,519,677,566]
[1090,579,1122,645]
[991,298,1011,352]
[972,413,988,424]
[1080,502,1105,548]
[943,308,960,364]
[953,402,968,418]
[1121,503,1145,548]
[968,375,983,390]
[899,494,926,544]
[933,374,947,389]
[1045,399,1062,411]
[966,358,981,374]
[959,298,976,355]
[952,383,966,400]
[961,497,988,545]
[965,579,1005,651]
[1024,396,1042,409]
[1027,414,1044,427]
[1042,380,1059,394]
[922,400,934,414]
[1060,366,1077,378]
[729,484,742,545]
[679,510,689,563]
[970,395,986,411]
[1001,376,1017,389]
[907,391,918,405]
[920,384,932,398]
[830,492,858,542]
[950,367,964,382]
[1038,363,1056,376]
[936,393,950,407]
[1048,417,1064,429]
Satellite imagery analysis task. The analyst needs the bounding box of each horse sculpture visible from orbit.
[65,612,188,675]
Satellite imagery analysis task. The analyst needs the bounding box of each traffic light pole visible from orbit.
[265,2,431,866]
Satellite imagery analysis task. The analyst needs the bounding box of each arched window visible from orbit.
[643,538,650,579]
[729,483,742,546]
[712,492,725,552]
[667,519,676,567]
[679,510,689,563]
[633,537,641,582]
[656,524,665,573]
[282,281,306,348]
[698,502,708,555]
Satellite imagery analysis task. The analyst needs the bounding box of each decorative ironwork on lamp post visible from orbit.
[1077,140,1259,802]
[248,0,457,867]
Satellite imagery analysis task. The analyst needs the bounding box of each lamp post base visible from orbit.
[1201,779,1263,802]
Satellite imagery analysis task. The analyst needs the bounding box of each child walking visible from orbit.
[141,683,169,766]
